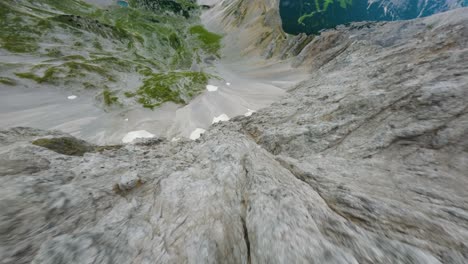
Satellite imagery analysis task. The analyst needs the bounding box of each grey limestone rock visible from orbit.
[0,6,467,264]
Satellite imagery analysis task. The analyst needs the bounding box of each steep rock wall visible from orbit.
[1,7,467,264]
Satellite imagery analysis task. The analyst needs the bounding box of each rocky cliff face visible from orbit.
[1,3,468,264]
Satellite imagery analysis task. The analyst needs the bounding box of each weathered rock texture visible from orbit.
[201,0,289,58]
[1,6,468,264]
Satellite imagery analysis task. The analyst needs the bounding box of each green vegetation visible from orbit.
[222,0,247,26]
[16,62,113,84]
[40,0,95,15]
[84,82,96,89]
[1,0,223,110]
[32,137,94,156]
[132,0,199,17]
[133,71,209,109]
[169,33,182,50]
[1,35,39,53]
[89,57,131,70]
[15,72,44,83]
[52,14,131,41]
[61,55,87,61]
[0,2,41,53]
[93,41,103,50]
[124,91,136,98]
[176,0,199,10]
[45,48,63,57]
[0,77,16,86]
[102,89,119,106]
[33,136,122,156]
[189,25,223,55]
[66,62,111,77]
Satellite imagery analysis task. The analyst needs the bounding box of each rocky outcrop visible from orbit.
[1,6,467,264]
[201,0,289,58]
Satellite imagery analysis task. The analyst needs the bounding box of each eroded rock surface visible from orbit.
[1,8,467,264]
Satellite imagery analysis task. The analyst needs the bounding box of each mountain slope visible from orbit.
[0,0,221,109]
[0,7,467,264]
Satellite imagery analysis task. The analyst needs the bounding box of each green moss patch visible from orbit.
[132,0,198,18]
[102,89,119,106]
[0,35,39,53]
[16,62,114,84]
[133,71,209,109]
[32,137,123,156]
[189,25,222,55]
[0,77,17,86]
[15,72,44,83]
[15,67,62,84]
[38,0,95,16]
[32,137,95,156]
[0,2,40,53]
[89,57,132,70]
[45,48,63,57]
[53,14,131,41]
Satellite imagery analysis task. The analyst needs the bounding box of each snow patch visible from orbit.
[206,85,218,92]
[171,137,181,142]
[212,114,230,124]
[67,95,77,100]
[122,130,155,143]
[190,128,206,140]
[244,109,255,117]
[226,82,231,86]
